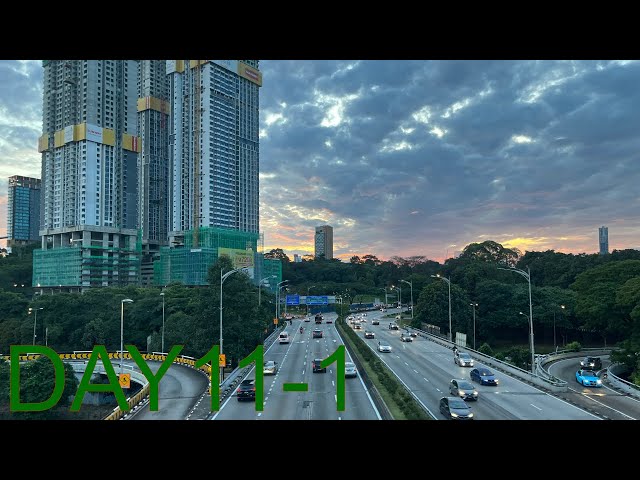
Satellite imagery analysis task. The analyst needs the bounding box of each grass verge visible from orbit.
[336,316,432,420]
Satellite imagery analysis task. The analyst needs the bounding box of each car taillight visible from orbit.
[252,387,256,391]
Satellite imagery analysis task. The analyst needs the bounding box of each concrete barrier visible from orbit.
[607,363,640,399]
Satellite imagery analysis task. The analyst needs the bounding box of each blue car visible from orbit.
[576,369,602,387]
[470,367,499,386]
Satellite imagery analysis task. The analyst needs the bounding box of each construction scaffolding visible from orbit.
[262,257,282,293]
[155,227,261,286]
[33,248,82,287]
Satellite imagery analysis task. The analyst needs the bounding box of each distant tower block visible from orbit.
[599,226,609,255]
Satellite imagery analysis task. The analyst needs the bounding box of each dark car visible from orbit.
[236,379,256,401]
[372,319,380,326]
[400,332,413,342]
[326,318,333,324]
[312,358,327,373]
[439,396,474,420]
[449,379,478,401]
[580,356,602,371]
[389,323,399,330]
[470,367,499,386]
[313,329,323,338]
[364,330,375,339]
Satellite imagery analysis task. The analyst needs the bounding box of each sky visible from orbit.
[1,60,639,262]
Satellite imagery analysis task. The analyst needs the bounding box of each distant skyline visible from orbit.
[1,60,640,262]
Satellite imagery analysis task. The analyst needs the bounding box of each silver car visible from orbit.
[378,342,393,353]
[345,362,358,378]
[263,360,277,375]
[454,351,474,367]
[449,378,478,401]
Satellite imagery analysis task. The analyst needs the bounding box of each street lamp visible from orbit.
[160,292,166,353]
[431,274,452,342]
[259,275,277,306]
[500,266,535,373]
[275,280,289,323]
[307,285,316,318]
[28,307,44,345]
[470,303,478,350]
[400,280,413,320]
[120,299,134,375]
[220,267,246,381]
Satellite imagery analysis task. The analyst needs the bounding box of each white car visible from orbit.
[345,362,358,378]
[279,333,290,344]
[454,351,474,367]
[263,360,278,375]
[378,342,393,353]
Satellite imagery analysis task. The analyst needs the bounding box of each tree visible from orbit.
[350,255,362,264]
[459,240,520,267]
[264,248,290,263]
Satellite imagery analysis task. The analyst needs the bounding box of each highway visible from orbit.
[351,309,599,420]
[212,312,381,420]
[548,356,640,420]
[127,360,209,420]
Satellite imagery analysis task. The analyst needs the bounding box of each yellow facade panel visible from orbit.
[137,98,146,112]
[122,134,140,152]
[54,130,65,148]
[238,62,263,87]
[75,123,87,141]
[103,128,115,146]
[38,134,49,153]
[176,60,184,72]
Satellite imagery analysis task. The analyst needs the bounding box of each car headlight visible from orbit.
[472,391,478,396]
[451,412,459,418]
[468,413,474,418]
[597,379,602,384]
[494,379,499,384]
[459,390,465,396]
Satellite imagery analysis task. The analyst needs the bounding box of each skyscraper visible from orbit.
[315,225,334,259]
[137,61,170,285]
[167,60,261,239]
[34,60,141,292]
[7,175,41,245]
[599,226,609,255]
[154,60,263,286]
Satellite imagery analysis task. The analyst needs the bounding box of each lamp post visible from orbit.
[259,275,276,307]
[431,274,452,342]
[276,280,289,322]
[29,307,44,345]
[120,299,134,375]
[499,265,535,373]
[400,279,413,320]
[381,287,389,307]
[220,267,245,381]
[470,302,478,350]
[307,285,316,318]
[160,292,166,353]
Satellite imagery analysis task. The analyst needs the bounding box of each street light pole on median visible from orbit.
[160,292,165,353]
[307,285,316,318]
[431,274,452,342]
[29,307,44,345]
[470,302,478,350]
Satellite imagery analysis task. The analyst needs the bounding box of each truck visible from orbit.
[315,313,323,324]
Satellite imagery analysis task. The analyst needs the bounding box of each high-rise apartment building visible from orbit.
[599,226,609,255]
[7,175,41,244]
[315,225,333,259]
[33,60,141,292]
[137,60,170,285]
[167,60,261,238]
[155,60,263,286]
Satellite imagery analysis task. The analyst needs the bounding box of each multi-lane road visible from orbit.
[350,309,599,420]
[212,312,381,420]
[548,356,640,420]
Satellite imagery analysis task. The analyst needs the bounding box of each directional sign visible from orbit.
[286,294,300,305]
[307,295,329,305]
[119,373,131,389]
[219,354,226,367]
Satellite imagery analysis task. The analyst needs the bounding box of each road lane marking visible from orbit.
[257,413,262,417]
[423,377,429,382]
[567,386,636,419]
[530,403,542,411]
[436,388,441,392]
[413,369,419,374]
[404,362,409,366]
[338,416,342,420]
[302,370,305,375]
[396,355,401,359]
[332,380,335,386]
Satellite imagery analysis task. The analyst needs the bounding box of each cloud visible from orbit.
[3,60,640,261]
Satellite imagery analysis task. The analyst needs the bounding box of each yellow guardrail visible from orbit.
[0,351,213,420]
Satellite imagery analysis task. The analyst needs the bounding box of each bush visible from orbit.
[494,352,505,361]
[565,341,582,352]
[478,343,494,356]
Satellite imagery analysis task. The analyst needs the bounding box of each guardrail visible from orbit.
[405,325,570,392]
[607,363,640,399]
[536,348,612,382]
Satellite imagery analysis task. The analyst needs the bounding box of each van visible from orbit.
[279,332,290,344]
